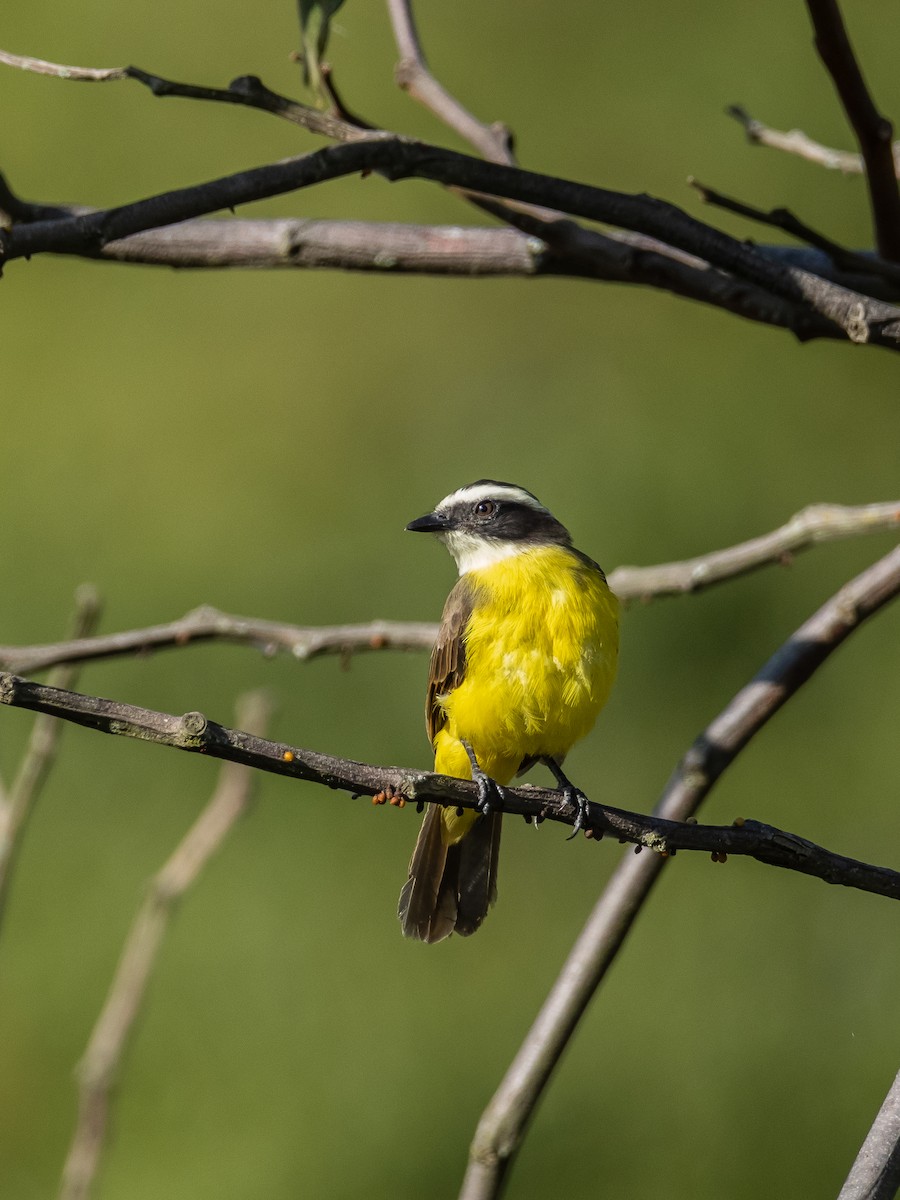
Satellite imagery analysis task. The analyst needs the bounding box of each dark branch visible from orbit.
[689,178,900,288]
[4,137,900,347]
[0,671,899,902]
[806,0,900,260]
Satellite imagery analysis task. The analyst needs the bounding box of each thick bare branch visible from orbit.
[5,137,900,345]
[0,586,102,930]
[805,0,900,260]
[57,690,271,1200]
[460,541,900,1200]
[838,1066,900,1200]
[0,672,896,896]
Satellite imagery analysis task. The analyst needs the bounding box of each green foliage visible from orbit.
[297,0,345,100]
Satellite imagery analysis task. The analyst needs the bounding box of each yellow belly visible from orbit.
[434,545,619,843]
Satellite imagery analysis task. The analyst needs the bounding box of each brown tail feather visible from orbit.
[398,808,502,943]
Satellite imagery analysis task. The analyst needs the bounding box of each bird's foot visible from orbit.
[472,764,506,817]
[560,785,591,840]
[463,742,506,817]
[543,758,592,840]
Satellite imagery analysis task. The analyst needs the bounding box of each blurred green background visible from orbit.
[2,2,899,1197]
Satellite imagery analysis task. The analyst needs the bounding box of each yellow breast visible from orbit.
[435,544,619,790]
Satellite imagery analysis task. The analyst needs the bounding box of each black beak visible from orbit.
[406,510,451,533]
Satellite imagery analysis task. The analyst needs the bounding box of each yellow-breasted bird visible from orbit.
[398,480,619,942]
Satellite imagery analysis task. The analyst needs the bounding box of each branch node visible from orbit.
[847,301,871,343]
[179,711,208,742]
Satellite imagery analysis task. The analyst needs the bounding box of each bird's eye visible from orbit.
[474,500,497,519]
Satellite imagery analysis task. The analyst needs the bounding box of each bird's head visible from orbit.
[406,480,571,575]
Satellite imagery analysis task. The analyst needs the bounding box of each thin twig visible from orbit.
[611,500,900,600]
[727,104,873,174]
[386,0,514,164]
[0,586,102,931]
[805,0,900,260]
[57,690,272,1200]
[459,542,900,1200]
[0,501,895,675]
[0,609,439,675]
[838,1066,900,1200]
[689,178,900,287]
[0,49,126,81]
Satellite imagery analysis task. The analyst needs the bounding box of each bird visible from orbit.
[398,480,619,942]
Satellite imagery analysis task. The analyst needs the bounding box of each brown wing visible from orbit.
[425,575,474,745]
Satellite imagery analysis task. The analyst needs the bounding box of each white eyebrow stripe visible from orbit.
[437,482,547,512]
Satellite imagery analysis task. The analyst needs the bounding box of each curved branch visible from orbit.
[386,0,514,163]
[4,136,900,346]
[460,541,900,1200]
[610,500,900,600]
[0,500,894,675]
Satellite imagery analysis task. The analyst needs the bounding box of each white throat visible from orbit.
[443,530,529,575]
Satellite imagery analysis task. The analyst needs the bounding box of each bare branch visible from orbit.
[0,501,895,676]
[610,500,900,601]
[0,673,896,896]
[839,1066,900,1200]
[805,0,900,260]
[727,103,872,173]
[0,609,439,675]
[689,178,900,287]
[124,67,379,143]
[2,540,900,899]
[57,690,271,1200]
[386,0,514,163]
[4,136,898,346]
[460,542,900,1200]
[0,586,102,931]
[0,49,126,81]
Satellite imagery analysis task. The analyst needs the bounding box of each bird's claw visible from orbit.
[474,773,506,817]
[563,786,591,840]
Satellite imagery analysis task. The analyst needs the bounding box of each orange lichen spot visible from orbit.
[282,750,294,763]
[390,795,406,809]
[372,792,387,805]
[369,633,387,649]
